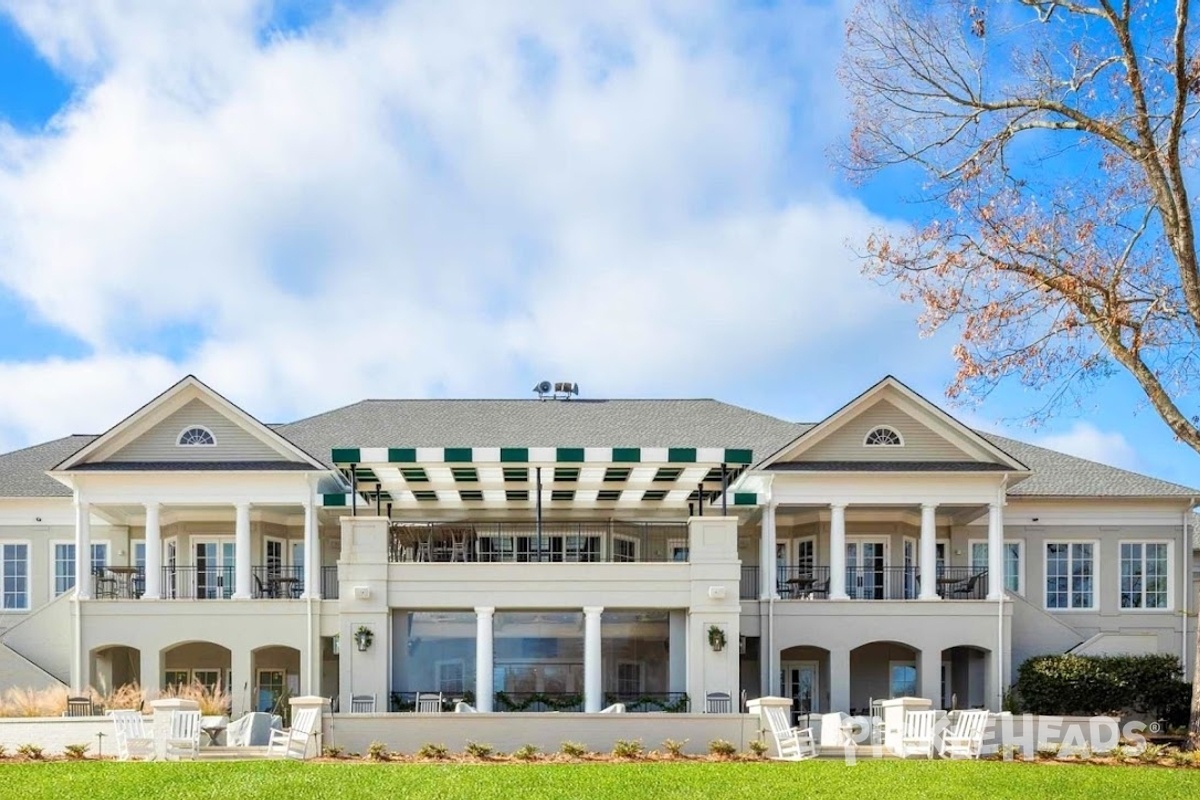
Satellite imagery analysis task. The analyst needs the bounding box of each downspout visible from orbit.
[72,595,82,693]
[1184,500,1194,673]
[997,474,1008,712]
[306,595,315,696]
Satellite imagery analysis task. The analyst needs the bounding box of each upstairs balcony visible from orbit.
[387,520,691,564]
[739,566,989,601]
[91,565,341,600]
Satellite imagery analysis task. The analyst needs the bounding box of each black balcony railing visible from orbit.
[935,566,989,599]
[844,566,916,600]
[251,565,304,599]
[604,692,690,713]
[162,566,234,600]
[92,567,144,599]
[740,566,759,599]
[389,691,468,712]
[321,565,339,599]
[494,692,584,712]
[777,566,833,599]
[387,520,690,564]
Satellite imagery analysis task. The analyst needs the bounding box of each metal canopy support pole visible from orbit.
[720,463,728,515]
[535,466,543,563]
[350,464,358,517]
[375,484,382,516]
[697,483,704,516]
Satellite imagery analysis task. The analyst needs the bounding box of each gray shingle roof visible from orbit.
[979,433,1198,498]
[276,399,808,466]
[0,435,95,498]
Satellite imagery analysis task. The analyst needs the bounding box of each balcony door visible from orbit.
[194,539,235,599]
[845,538,887,599]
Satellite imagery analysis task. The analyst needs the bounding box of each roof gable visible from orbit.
[760,376,1028,472]
[53,376,325,472]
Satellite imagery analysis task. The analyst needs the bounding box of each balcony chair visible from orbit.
[108,710,155,761]
[350,694,376,713]
[267,707,321,760]
[449,531,469,562]
[705,692,733,714]
[899,710,937,758]
[939,709,989,759]
[759,703,817,761]
[415,692,444,713]
[253,574,278,599]
[944,571,987,599]
[64,696,97,717]
[805,578,830,600]
[165,709,202,760]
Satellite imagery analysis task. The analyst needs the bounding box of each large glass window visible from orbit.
[1120,542,1170,609]
[493,611,583,711]
[889,663,917,697]
[970,540,1023,594]
[52,542,109,597]
[2,544,28,610]
[394,611,478,709]
[602,611,672,710]
[1045,542,1095,609]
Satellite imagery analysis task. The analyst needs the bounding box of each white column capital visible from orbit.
[474,606,495,617]
[920,502,938,512]
[583,606,604,616]
[830,502,848,512]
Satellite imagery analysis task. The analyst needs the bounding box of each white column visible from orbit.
[475,607,494,712]
[233,502,252,600]
[583,606,603,713]
[302,497,320,599]
[917,647,942,704]
[987,502,1004,600]
[918,503,939,600]
[142,502,162,600]
[828,503,849,600]
[760,503,778,599]
[74,497,92,599]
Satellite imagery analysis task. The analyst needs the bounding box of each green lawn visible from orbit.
[4,759,1199,800]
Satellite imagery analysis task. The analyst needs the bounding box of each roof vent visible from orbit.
[534,381,579,400]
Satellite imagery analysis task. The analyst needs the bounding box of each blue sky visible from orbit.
[0,1,1196,492]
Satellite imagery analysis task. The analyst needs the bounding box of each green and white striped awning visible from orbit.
[322,446,756,510]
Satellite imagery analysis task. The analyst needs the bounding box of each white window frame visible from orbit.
[888,660,918,698]
[611,534,638,563]
[1,541,31,611]
[176,425,217,447]
[968,538,1025,596]
[616,660,645,695]
[436,659,466,696]
[1117,540,1174,612]
[863,426,904,447]
[49,540,110,598]
[1043,540,1099,611]
[666,538,689,562]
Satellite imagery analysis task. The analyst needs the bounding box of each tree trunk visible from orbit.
[1193,585,1200,749]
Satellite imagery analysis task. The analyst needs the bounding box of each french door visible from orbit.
[781,662,820,715]
[194,539,235,599]
[846,538,887,599]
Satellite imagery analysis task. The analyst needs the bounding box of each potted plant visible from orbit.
[707,625,726,652]
[353,625,374,652]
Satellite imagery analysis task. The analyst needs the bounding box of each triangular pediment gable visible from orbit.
[53,376,325,471]
[759,377,1028,471]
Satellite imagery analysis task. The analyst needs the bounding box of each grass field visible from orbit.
[4,759,1200,800]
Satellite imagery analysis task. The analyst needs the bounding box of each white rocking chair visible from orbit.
[760,704,817,761]
[899,710,937,758]
[940,709,989,759]
[267,707,321,760]
[108,710,155,761]
[164,709,202,760]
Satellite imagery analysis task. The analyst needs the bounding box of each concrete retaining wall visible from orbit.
[0,716,117,756]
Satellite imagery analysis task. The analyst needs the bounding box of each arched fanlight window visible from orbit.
[863,426,903,447]
[177,426,216,446]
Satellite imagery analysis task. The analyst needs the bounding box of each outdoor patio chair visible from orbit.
[267,707,321,760]
[899,710,937,758]
[253,574,277,599]
[705,692,733,714]
[945,571,987,599]
[108,709,155,761]
[226,712,281,747]
[759,703,816,760]
[64,696,97,717]
[165,709,202,760]
[350,694,376,713]
[599,703,626,713]
[415,692,444,713]
[453,701,477,713]
[939,709,989,759]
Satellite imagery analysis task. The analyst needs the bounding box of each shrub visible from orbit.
[366,741,390,762]
[708,739,737,758]
[661,738,688,758]
[322,745,345,759]
[16,744,44,760]
[0,744,7,758]
[1034,742,1060,759]
[464,741,494,759]
[0,687,69,717]
[612,739,644,759]
[1139,743,1165,764]
[559,741,587,758]
[512,744,540,761]
[159,681,231,716]
[748,739,769,759]
[63,743,89,760]
[102,683,145,712]
[1014,654,1189,725]
[417,742,449,760]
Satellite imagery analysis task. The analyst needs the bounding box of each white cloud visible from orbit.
[0,0,918,449]
[1036,422,1141,472]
